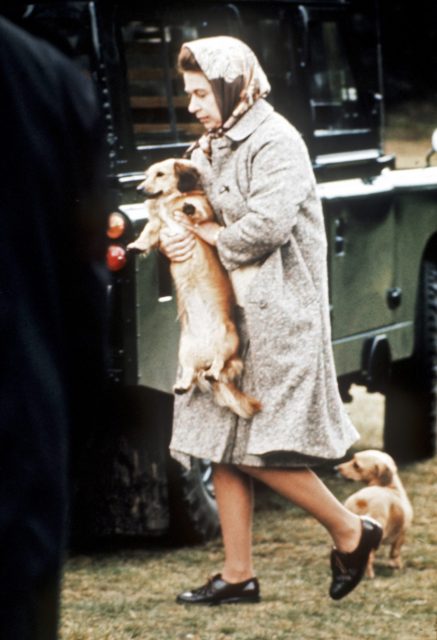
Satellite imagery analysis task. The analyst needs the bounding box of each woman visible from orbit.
[160,36,382,605]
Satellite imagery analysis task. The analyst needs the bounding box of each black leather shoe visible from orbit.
[176,574,261,606]
[329,516,383,600]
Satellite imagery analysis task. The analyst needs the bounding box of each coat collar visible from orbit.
[224,99,274,142]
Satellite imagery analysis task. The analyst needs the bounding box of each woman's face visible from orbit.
[183,71,222,131]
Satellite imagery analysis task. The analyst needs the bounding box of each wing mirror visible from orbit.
[426,129,437,166]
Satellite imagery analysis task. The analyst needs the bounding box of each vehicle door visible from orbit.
[290,3,398,375]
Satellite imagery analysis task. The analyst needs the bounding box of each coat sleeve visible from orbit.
[216,126,314,271]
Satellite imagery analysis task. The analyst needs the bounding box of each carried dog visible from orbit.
[127,158,261,419]
[336,449,413,578]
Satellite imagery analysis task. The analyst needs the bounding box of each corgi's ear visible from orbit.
[375,463,393,486]
[174,161,202,193]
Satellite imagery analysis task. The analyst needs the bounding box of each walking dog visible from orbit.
[127,158,261,419]
[336,449,413,577]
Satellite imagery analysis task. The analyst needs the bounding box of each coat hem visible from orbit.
[170,435,359,470]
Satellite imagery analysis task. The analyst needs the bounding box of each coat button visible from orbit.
[259,300,268,309]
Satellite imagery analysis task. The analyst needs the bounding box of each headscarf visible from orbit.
[181,36,271,159]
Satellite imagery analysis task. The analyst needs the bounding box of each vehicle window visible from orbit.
[308,19,367,136]
[119,5,241,147]
[237,8,297,123]
[120,21,190,145]
[309,11,379,138]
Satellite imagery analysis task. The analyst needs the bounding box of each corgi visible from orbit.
[127,158,261,419]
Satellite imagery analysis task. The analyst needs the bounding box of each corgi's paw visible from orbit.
[173,384,190,395]
[126,241,150,254]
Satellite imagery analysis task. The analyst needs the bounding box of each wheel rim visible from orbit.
[198,459,215,500]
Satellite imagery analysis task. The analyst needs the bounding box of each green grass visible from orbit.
[60,386,437,639]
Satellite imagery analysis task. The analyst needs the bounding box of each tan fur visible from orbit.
[127,158,261,419]
[337,449,413,578]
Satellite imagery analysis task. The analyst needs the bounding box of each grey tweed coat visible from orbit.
[170,99,359,466]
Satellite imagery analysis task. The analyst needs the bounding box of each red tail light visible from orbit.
[106,244,127,272]
[107,212,126,239]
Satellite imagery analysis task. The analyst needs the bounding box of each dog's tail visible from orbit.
[212,380,262,419]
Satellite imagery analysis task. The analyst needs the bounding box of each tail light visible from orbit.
[106,211,129,271]
[106,244,127,272]
[106,212,126,239]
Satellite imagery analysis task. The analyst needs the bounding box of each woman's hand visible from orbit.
[159,226,196,262]
[160,214,223,262]
[174,211,222,246]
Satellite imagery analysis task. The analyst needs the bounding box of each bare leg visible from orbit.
[239,465,362,553]
[212,463,255,583]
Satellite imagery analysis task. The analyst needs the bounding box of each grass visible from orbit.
[60,386,437,639]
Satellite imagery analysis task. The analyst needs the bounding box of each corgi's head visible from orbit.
[137,158,202,198]
[336,450,397,487]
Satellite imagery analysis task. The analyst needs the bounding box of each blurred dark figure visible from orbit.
[0,15,109,639]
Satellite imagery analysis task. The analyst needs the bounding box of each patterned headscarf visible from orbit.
[181,36,271,158]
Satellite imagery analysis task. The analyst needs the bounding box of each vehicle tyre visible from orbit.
[384,260,437,461]
[166,456,220,545]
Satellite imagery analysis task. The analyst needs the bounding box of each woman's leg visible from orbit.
[212,463,255,582]
[238,465,362,553]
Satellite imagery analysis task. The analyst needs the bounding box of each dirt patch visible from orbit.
[385,100,437,169]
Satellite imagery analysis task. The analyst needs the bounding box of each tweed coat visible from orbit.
[170,99,359,466]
